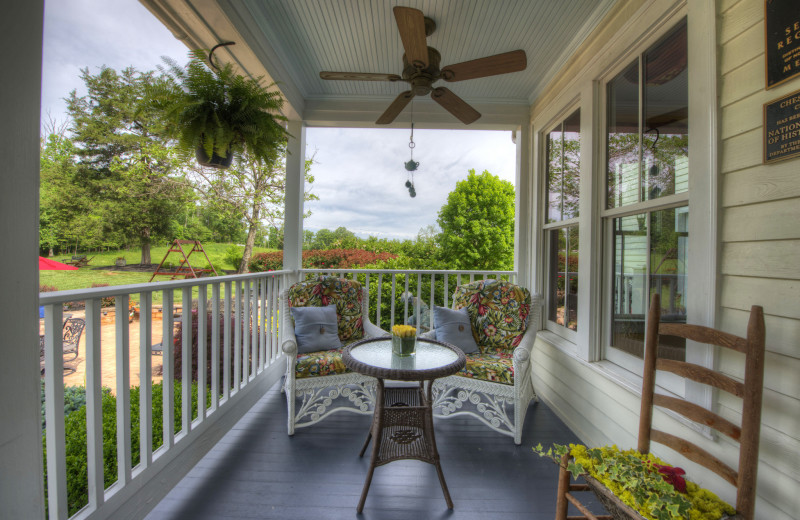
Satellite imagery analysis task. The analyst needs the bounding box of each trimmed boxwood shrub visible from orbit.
[43,381,208,517]
[40,381,110,429]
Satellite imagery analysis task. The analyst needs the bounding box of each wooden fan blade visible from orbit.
[441,50,527,82]
[320,71,402,82]
[393,6,428,69]
[431,87,481,124]
[376,91,415,125]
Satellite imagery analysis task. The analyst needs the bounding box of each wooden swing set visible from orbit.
[149,240,218,282]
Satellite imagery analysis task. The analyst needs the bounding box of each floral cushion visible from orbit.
[457,352,515,385]
[294,348,351,379]
[452,279,531,355]
[288,276,364,345]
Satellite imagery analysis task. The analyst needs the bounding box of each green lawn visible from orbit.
[40,243,277,304]
[53,242,275,271]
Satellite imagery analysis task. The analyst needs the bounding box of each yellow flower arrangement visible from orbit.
[391,324,417,338]
[391,325,417,357]
[534,443,736,520]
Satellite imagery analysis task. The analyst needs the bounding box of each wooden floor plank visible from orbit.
[145,384,593,520]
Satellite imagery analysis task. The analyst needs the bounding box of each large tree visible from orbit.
[436,169,515,270]
[66,66,192,264]
[189,149,317,272]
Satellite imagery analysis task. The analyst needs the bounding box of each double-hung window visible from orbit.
[544,109,580,336]
[603,19,689,372]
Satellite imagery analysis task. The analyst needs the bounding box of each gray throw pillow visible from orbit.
[433,306,479,354]
[291,304,342,354]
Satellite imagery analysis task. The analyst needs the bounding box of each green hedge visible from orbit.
[43,381,208,517]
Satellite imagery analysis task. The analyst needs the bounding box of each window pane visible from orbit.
[566,226,579,331]
[607,61,640,209]
[548,226,579,332]
[546,125,563,223]
[610,207,688,360]
[563,110,581,220]
[548,228,567,325]
[649,207,688,361]
[611,214,648,358]
[643,20,688,201]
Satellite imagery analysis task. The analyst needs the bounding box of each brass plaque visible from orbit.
[764,88,800,163]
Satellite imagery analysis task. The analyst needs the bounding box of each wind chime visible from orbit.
[403,104,419,197]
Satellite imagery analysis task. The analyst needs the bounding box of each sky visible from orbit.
[42,0,517,241]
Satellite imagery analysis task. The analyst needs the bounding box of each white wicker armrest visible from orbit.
[512,328,537,367]
[280,290,297,357]
[419,329,437,340]
[363,320,390,338]
[282,337,297,356]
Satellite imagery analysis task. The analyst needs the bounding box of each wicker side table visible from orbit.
[343,337,466,513]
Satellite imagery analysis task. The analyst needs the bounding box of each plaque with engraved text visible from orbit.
[766,0,800,89]
[764,88,800,163]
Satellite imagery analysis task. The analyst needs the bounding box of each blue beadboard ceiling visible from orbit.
[218,0,615,106]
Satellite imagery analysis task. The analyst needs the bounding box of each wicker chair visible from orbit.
[554,294,765,520]
[280,276,388,435]
[426,279,542,445]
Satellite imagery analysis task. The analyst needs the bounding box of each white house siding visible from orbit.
[529,0,799,518]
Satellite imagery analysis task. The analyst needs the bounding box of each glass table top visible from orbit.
[348,338,460,372]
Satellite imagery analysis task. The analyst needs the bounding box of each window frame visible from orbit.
[531,2,717,425]
[594,11,717,413]
[541,105,582,342]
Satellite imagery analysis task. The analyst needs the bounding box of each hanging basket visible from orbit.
[196,145,234,169]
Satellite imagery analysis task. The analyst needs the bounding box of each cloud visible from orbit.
[42,0,189,127]
[305,128,516,239]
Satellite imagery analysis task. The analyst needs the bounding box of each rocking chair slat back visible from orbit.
[649,429,738,486]
[638,294,766,520]
[654,358,746,397]
[651,394,742,440]
[553,294,765,520]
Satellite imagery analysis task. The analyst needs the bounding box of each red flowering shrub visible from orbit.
[90,283,115,307]
[249,249,398,272]
[172,310,244,388]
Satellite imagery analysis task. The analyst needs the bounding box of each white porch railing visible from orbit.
[301,269,516,331]
[39,270,291,520]
[39,267,515,520]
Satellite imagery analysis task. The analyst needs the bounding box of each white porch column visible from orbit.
[0,1,46,518]
[283,120,306,279]
[513,119,534,292]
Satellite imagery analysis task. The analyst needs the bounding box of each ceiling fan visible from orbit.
[319,6,527,125]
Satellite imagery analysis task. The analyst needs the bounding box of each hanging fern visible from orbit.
[149,49,289,165]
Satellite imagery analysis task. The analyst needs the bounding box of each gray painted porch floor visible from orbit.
[145,384,602,520]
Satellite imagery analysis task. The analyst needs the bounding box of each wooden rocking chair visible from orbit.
[555,294,765,520]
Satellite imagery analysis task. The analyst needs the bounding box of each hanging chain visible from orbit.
[408,122,415,159]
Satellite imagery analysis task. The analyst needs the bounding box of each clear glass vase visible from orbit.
[391,334,417,357]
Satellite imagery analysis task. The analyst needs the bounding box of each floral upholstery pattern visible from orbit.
[453,279,531,355]
[295,348,351,379]
[288,276,365,345]
[458,351,515,385]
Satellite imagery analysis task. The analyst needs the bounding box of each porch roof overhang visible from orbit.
[140,0,616,130]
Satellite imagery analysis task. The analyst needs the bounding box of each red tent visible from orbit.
[39,256,78,270]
